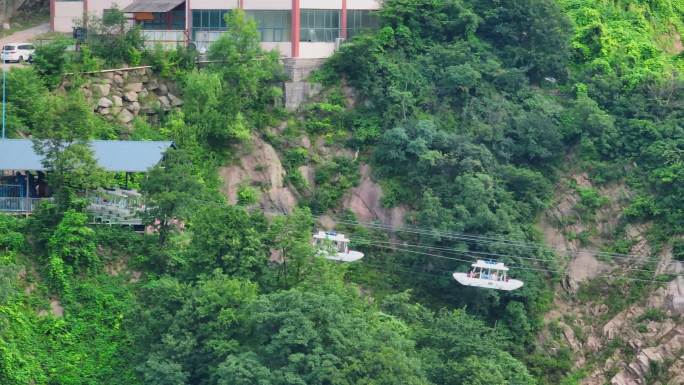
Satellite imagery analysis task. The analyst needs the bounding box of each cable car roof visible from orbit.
[313,230,350,243]
[471,259,509,271]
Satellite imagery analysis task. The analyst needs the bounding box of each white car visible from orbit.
[2,43,35,63]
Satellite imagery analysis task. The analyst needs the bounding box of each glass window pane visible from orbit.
[300,9,340,42]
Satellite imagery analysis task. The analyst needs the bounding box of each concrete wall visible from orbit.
[300,0,340,9]
[88,0,135,16]
[347,0,380,9]
[261,42,291,57]
[54,1,83,32]
[299,42,335,58]
[190,0,237,9]
[242,0,291,9]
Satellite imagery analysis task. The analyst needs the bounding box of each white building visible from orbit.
[50,0,381,58]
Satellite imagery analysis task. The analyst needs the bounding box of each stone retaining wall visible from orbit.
[69,67,184,126]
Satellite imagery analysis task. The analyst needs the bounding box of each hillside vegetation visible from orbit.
[1,1,683,384]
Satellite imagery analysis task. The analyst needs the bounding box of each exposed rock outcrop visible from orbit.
[343,163,407,228]
[539,173,633,291]
[219,136,297,214]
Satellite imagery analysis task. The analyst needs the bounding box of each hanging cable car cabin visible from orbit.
[313,231,364,262]
[452,259,523,291]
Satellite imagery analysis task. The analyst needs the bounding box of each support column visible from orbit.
[340,0,347,39]
[83,0,88,28]
[291,0,300,58]
[50,0,55,31]
[238,0,244,8]
[186,0,191,45]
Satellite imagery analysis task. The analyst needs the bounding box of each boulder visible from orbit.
[158,95,170,109]
[139,89,149,100]
[168,93,183,107]
[129,101,141,114]
[98,97,113,108]
[147,79,159,91]
[99,107,110,115]
[94,83,111,97]
[102,72,114,79]
[157,83,168,96]
[124,91,138,102]
[113,74,124,86]
[666,276,684,314]
[117,109,134,124]
[112,95,123,107]
[125,82,144,93]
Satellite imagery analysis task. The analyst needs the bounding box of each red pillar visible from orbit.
[238,0,244,8]
[341,0,347,39]
[50,0,55,31]
[291,0,300,57]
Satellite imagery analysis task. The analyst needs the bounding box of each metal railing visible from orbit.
[143,30,186,49]
[0,197,51,213]
[0,184,21,197]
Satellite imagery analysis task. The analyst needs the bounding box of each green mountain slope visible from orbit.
[1,1,683,384]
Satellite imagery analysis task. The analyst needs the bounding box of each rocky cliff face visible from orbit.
[538,172,684,385]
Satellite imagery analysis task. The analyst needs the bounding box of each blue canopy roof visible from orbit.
[0,139,173,172]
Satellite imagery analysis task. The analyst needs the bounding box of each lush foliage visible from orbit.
[2,0,683,384]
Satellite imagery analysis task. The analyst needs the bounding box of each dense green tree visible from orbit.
[48,209,98,271]
[185,203,268,280]
[141,148,202,247]
[472,0,572,81]
[207,9,285,128]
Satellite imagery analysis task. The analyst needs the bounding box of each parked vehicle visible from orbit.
[2,43,35,63]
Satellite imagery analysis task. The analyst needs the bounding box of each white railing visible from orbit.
[142,30,186,49]
[193,30,223,52]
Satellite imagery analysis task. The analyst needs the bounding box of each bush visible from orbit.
[32,38,70,88]
[673,239,684,262]
[237,185,261,206]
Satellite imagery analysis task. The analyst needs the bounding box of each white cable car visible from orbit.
[452,259,523,291]
[313,231,364,262]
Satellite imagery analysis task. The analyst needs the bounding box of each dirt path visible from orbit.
[0,22,49,46]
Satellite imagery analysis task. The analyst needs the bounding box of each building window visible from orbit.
[347,10,379,38]
[141,10,185,30]
[192,9,230,31]
[246,10,291,42]
[300,9,340,42]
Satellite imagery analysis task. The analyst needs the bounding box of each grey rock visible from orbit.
[102,72,114,79]
[168,93,183,107]
[95,83,111,97]
[113,74,124,86]
[112,95,123,107]
[157,83,168,96]
[123,91,138,102]
[99,107,110,115]
[158,95,170,109]
[125,82,144,93]
[129,101,141,114]
[117,109,135,123]
[98,97,113,108]
[147,80,159,90]
[139,89,149,100]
